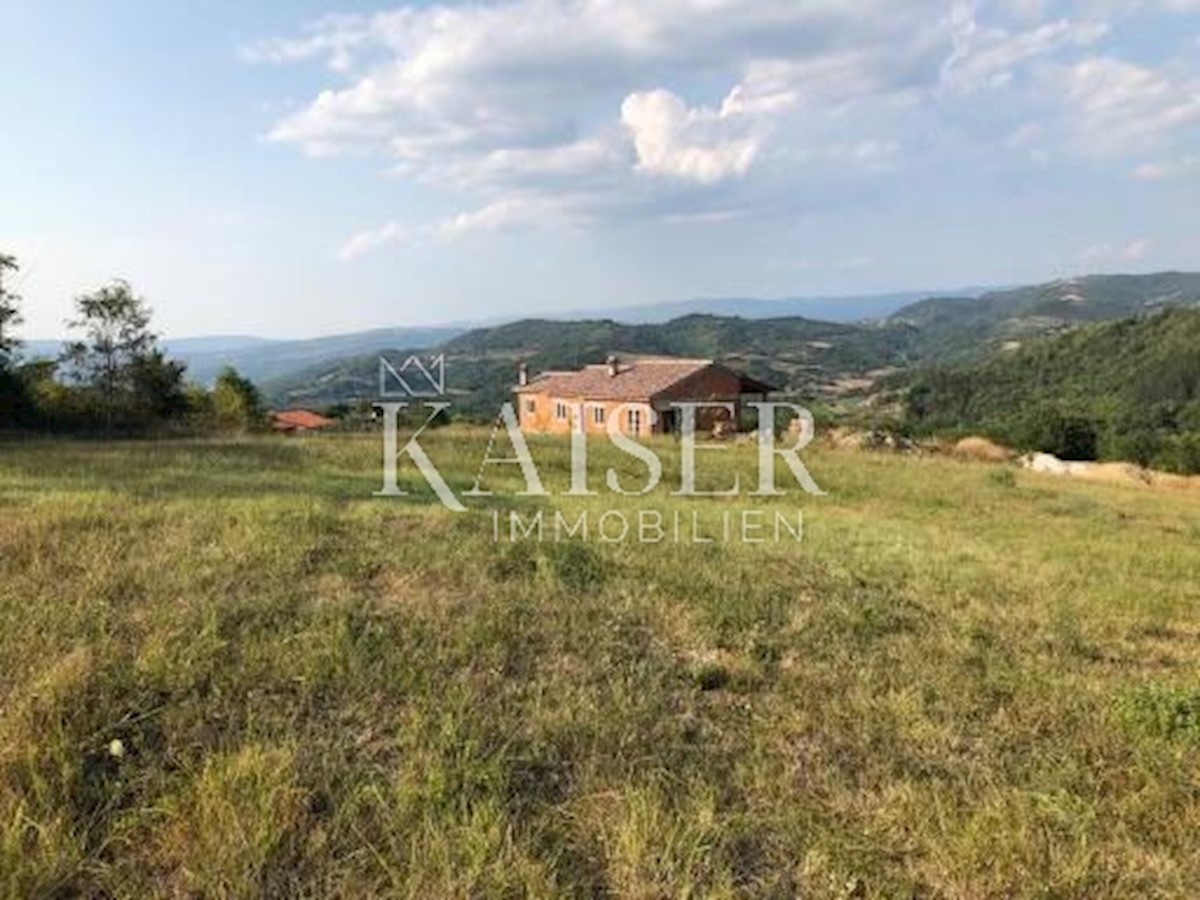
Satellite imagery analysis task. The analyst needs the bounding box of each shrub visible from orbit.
[1155,434,1200,476]
[1102,428,1163,468]
[1016,408,1099,461]
[542,541,608,594]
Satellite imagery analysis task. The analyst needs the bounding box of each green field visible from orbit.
[2,432,1199,897]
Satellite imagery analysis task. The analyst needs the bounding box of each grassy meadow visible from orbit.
[1,430,1199,897]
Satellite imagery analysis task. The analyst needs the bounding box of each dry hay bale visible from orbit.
[1075,462,1153,489]
[1022,452,1200,492]
[1022,452,1072,475]
[1147,471,1200,492]
[953,436,1014,463]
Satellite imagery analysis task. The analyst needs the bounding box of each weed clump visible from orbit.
[541,541,608,594]
[988,468,1017,489]
[1116,685,1200,741]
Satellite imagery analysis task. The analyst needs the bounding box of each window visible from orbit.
[590,405,605,425]
[523,398,536,415]
[554,400,568,421]
[626,408,643,435]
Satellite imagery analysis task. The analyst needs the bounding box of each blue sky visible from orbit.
[4,0,1199,338]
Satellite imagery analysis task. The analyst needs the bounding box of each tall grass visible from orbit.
[0,431,1198,896]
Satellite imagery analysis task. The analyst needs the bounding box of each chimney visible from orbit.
[517,361,529,387]
[606,354,619,378]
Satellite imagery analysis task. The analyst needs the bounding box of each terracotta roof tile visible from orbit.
[514,357,730,401]
[271,409,335,430]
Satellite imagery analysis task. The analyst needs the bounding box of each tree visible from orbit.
[0,254,29,427]
[63,280,157,431]
[212,367,264,430]
[0,254,22,364]
[130,349,188,423]
[16,360,75,431]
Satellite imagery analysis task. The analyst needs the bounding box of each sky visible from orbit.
[3,0,1199,339]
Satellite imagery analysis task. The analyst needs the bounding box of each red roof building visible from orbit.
[270,409,336,433]
[514,355,774,437]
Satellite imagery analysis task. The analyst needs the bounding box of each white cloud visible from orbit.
[253,0,949,241]
[941,6,1109,95]
[850,139,902,171]
[242,14,374,73]
[249,0,1199,255]
[660,208,746,225]
[337,221,406,260]
[1124,237,1151,260]
[434,139,627,192]
[621,89,761,184]
[260,0,939,162]
[1079,237,1152,264]
[438,193,598,238]
[1057,56,1200,155]
[1133,154,1200,178]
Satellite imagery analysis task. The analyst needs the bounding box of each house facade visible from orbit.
[513,355,774,437]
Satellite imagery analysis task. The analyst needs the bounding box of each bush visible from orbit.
[0,367,28,428]
[1102,428,1163,468]
[1016,408,1098,461]
[1155,434,1200,475]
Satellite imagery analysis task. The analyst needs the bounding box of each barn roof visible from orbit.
[514,357,773,401]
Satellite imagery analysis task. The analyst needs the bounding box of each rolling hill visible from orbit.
[267,271,1200,420]
[904,307,1200,471]
[265,314,918,417]
[24,273,1200,404]
[890,272,1200,358]
[567,286,997,324]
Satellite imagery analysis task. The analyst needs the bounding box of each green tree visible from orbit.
[0,253,22,364]
[63,280,157,431]
[130,349,189,423]
[0,254,30,427]
[212,367,264,430]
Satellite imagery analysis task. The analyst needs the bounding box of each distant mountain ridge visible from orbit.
[563,287,999,325]
[889,271,1200,358]
[265,270,1200,415]
[19,286,994,381]
[266,313,919,416]
[21,272,1200,408]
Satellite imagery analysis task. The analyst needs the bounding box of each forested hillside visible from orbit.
[890,272,1200,359]
[905,308,1200,471]
[267,314,918,416]
[270,272,1200,419]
